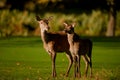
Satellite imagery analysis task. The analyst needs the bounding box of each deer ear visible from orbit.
[63,22,68,27]
[72,23,76,28]
[36,15,41,21]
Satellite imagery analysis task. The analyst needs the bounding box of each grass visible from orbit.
[0,37,120,80]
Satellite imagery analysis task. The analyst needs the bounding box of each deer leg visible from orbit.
[65,52,73,77]
[50,52,56,77]
[89,57,92,77]
[82,55,89,77]
[73,55,77,77]
[76,55,81,78]
[90,59,92,77]
[87,55,92,77]
[87,54,92,77]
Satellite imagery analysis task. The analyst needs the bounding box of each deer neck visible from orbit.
[40,30,49,44]
[67,33,74,46]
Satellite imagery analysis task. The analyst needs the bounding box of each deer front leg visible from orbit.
[76,55,81,78]
[65,52,73,77]
[73,55,77,77]
[50,52,56,77]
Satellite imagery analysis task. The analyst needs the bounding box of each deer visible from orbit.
[63,22,93,78]
[36,16,73,77]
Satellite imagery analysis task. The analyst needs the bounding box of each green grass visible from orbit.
[0,37,120,80]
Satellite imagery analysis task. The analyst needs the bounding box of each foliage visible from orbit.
[0,9,120,37]
[0,9,37,37]
[116,11,120,36]
[41,10,108,36]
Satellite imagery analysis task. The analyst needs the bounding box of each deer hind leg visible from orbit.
[49,51,57,77]
[65,51,73,77]
[90,59,92,77]
[87,49,92,77]
[87,55,92,77]
[82,55,89,77]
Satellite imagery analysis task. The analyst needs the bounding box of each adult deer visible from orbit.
[36,16,73,77]
[63,22,93,78]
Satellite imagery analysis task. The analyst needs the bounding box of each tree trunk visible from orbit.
[106,0,116,37]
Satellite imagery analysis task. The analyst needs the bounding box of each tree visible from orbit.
[106,0,116,37]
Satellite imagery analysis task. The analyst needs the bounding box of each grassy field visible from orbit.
[0,37,120,80]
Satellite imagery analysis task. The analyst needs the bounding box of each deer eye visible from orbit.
[40,22,43,24]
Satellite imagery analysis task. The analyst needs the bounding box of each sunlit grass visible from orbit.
[0,37,120,80]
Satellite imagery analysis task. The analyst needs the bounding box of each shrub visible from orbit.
[0,9,120,37]
[0,9,37,37]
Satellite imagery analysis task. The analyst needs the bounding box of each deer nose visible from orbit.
[46,26,50,31]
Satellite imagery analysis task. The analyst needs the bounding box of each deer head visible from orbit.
[63,22,76,34]
[36,16,53,32]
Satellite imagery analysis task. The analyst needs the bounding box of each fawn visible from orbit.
[63,22,93,78]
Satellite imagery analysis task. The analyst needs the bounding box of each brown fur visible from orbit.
[64,22,93,78]
[36,16,73,77]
